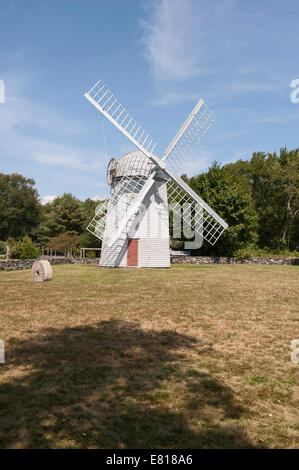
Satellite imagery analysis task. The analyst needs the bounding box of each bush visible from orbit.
[233,243,299,259]
[9,236,40,259]
[20,238,40,259]
[86,250,96,258]
[9,239,22,259]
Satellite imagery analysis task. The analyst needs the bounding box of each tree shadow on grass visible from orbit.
[0,320,260,449]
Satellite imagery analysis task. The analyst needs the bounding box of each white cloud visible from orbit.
[41,195,57,205]
[0,69,106,183]
[140,0,201,81]
[91,194,109,202]
[0,75,105,175]
[0,127,105,174]
[0,93,85,134]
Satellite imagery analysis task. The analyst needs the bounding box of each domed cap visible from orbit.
[115,150,167,180]
[116,150,154,178]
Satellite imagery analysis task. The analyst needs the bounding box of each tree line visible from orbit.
[0,147,298,258]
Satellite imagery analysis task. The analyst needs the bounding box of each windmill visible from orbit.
[84,79,228,268]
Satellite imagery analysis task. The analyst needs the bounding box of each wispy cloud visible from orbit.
[0,73,104,174]
[34,142,103,172]
[0,93,85,134]
[152,79,286,108]
[140,0,201,81]
[140,0,290,111]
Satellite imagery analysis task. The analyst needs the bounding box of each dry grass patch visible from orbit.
[0,264,298,448]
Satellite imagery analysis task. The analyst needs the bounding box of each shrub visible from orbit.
[233,243,299,259]
[9,239,23,259]
[9,236,40,259]
[20,238,40,259]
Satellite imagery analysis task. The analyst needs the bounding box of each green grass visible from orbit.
[0,264,298,448]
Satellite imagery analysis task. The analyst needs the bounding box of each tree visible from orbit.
[186,162,259,256]
[80,198,100,227]
[40,193,86,239]
[0,174,40,240]
[79,230,102,249]
[228,148,299,250]
[46,233,80,256]
[269,148,298,249]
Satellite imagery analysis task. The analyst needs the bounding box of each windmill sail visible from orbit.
[85,80,158,160]
[166,173,228,246]
[84,80,163,245]
[86,199,109,239]
[84,79,228,256]
[163,99,215,174]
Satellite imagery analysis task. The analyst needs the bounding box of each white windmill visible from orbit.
[84,79,228,268]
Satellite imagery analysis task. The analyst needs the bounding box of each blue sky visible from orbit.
[0,0,298,203]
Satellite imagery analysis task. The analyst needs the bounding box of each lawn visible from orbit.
[0,264,298,449]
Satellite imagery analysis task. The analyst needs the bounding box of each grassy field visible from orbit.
[0,264,298,449]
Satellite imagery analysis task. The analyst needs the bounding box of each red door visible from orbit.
[127,239,138,266]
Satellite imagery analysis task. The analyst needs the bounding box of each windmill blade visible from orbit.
[166,173,228,246]
[84,79,160,164]
[163,99,215,173]
[87,199,109,240]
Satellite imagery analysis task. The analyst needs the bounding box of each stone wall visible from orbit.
[171,256,299,265]
[71,258,101,265]
[0,257,100,271]
[0,259,36,271]
[0,256,298,271]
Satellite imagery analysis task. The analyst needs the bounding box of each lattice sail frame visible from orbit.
[163,100,215,174]
[166,176,227,246]
[85,80,157,157]
[86,199,108,240]
[84,79,228,247]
